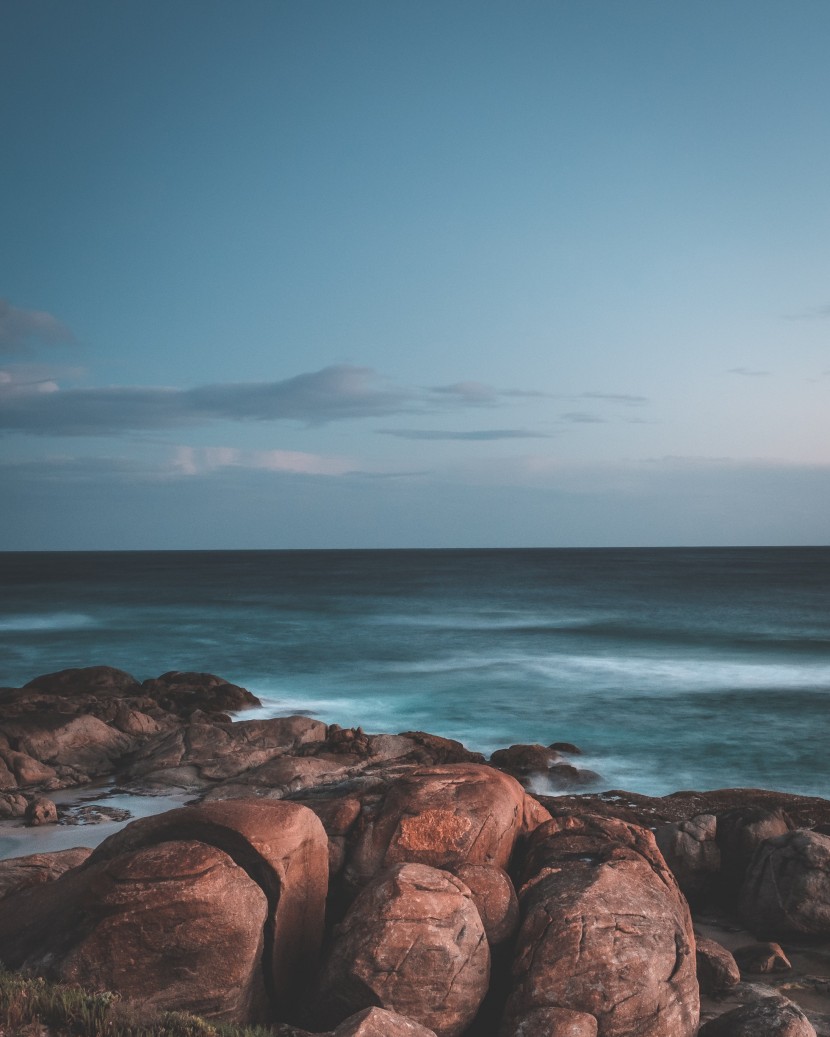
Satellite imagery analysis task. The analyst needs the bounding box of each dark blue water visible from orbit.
[1,548,828,797]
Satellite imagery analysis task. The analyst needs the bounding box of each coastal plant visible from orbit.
[0,970,280,1037]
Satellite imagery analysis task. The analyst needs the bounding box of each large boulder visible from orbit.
[138,670,261,717]
[343,764,541,893]
[59,839,270,1022]
[655,813,720,905]
[86,798,329,1015]
[0,799,329,1024]
[717,806,793,895]
[500,813,699,1037]
[739,829,830,938]
[697,995,816,1037]
[314,862,490,1037]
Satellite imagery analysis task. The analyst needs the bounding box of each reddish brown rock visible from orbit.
[139,670,261,717]
[501,1006,599,1036]
[717,806,794,894]
[343,764,530,892]
[1,749,59,788]
[332,1006,438,1037]
[452,862,519,945]
[0,847,92,901]
[522,793,554,835]
[24,794,58,825]
[301,795,363,875]
[733,941,792,974]
[543,789,830,831]
[0,799,329,1025]
[490,743,560,778]
[655,813,720,905]
[23,665,141,697]
[0,791,29,818]
[1,713,132,783]
[314,862,490,1037]
[739,829,830,939]
[60,839,270,1022]
[87,798,329,1016]
[501,813,699,1037]
[112,703,164,736]
[697,995,816,1036]
[490,744,599,791]
[696,938,741,995]
[397,731,485,765]
[122,715,328,789]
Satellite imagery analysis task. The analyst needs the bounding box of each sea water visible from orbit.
[1,547,828,800]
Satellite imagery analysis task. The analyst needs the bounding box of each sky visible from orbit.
[2,0,829,549]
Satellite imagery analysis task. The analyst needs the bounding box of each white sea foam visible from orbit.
[0,612,97,633]
[371,611,604,631]
[522,653,830,692]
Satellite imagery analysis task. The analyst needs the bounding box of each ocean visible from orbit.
[1,547,829,799]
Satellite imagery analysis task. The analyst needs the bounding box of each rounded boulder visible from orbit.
[315,862,490,1037]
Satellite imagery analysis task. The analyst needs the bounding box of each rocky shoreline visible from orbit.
[1,667,830,1037]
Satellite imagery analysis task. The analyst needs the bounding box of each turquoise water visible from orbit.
[1,548,828,797]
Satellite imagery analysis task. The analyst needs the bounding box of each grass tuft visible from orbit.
[0,970,283,1037]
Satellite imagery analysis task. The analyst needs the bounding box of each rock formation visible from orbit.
[314,862,489,1037]
[501,813,699,1037]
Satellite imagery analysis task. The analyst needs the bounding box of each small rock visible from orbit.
[25,795,58,826]
[549,741,583,755]
[332,1006,438,1036]
[733,941,792,974]
[697,995,816,1036]
[696,938,742,995]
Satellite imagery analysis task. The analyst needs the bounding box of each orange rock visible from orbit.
[344,764,529,892]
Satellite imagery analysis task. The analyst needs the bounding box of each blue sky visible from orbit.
[2,0,829,548]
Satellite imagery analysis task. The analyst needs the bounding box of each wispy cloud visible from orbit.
[580,391,648,405]
[728,366,770,377]
[0,364,551,437]
[428,381,549,405]
[377,428,554,441]
[0,300,73,355]
[171,445,355,477]
[561,411,605,424]
[0,364,413,436]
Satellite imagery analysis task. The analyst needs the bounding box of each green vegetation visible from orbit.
[0,971,283,1037]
